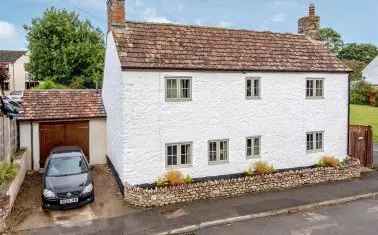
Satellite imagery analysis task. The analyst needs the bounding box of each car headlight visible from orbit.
[82,183,93,194]
[43,189,56,198]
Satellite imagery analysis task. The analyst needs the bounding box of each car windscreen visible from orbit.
[46,156,88,177]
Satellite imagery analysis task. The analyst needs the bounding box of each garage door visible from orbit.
[39,121,89,168]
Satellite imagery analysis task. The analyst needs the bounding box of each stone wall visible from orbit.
[124,159,361,207]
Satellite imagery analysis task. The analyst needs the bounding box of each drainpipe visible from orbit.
[30,122,34,170]
[347,76,351,156]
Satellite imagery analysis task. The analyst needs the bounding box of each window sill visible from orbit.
[305,97,324,100]
[246,96,261,100]
[246,155,261,159]
[306,150,324,154]
[165,98,192,102]
[166,164,193,169]
[208,160,229,165]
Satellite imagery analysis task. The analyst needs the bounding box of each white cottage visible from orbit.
[103,1,351,186]
[363,56,378,86]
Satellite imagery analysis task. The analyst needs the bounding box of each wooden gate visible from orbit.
[349,125,373,167]
[39,121,89,168]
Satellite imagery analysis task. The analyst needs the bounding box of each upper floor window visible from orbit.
[246,77,261,99]
[209,139,229,164]
[1,81,9,91]
[166,77,191,101]
[306,78,324,98]
[246,136,261,158]
[306,131,324,153]
[166,142,192,167]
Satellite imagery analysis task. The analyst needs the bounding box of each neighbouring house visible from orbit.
[103,1,351,186]
[0,50,39,94]
[17,90,107,170]
[363,56,378,86]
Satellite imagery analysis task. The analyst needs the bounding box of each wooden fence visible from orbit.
[349,125,373,167]
[0,114,17,162]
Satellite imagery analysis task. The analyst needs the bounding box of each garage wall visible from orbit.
[89,118,107,165]
[19,122,39,170]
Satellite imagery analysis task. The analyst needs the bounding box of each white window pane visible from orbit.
[167,79,178,98]
[167,145,178,166]
[246,80,252,97]
[253,79,260,97]
[209,142,217,161]
[316,80,323,97]
[246,138,252,156]
[180,79,191,99]
[253,137,260,156]
[180,144,191,165]
[306,134,313,151]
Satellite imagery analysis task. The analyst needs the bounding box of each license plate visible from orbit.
[60,198,78,205]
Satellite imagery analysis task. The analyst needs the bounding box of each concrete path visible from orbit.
[202,198,378,235]
[14,171,378,235]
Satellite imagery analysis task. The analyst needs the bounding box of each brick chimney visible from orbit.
[298,3,321,40]
[107,0,125,31]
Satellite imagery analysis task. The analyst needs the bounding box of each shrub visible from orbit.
[317,156,340,168]
[184,175,193,184]
[155,171,193,187]
[0,162,18,188]
[350,81,373,105]
[247,161,275,175]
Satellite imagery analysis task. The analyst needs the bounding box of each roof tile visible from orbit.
[112,21,350,73]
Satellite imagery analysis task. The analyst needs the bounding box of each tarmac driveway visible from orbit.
[5,165,138,233]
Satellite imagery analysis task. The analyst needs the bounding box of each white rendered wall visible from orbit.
[102,33,127,182]
[363,56,378,85]
[8,55,28,91]
[89,119,107,165]
[115,70,349,186]
[19,122,39,170]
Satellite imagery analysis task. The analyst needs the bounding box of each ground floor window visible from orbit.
[306,131,324,153]
[166,142,192,167]
[246,136,261,158]
[208,139,229,163]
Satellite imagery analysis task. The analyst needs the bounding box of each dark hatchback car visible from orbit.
[42,146,94,210]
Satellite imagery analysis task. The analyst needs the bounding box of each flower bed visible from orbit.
[124,158,361,207]
[0,149,28,229]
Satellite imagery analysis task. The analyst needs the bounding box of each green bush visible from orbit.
[350,81,373,105]
[0,162,18,188]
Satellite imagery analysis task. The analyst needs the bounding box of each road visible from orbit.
[201,198,378,235]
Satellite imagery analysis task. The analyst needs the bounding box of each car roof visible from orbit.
[49,146,83,158]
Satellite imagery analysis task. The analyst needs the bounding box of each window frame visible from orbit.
[306,78,324,99]
[208,139,229,164]
[245,77,261,99]
[306,131,324,153]
[246,136,261,159]
[165,142,193,168]
[165,77,192,102]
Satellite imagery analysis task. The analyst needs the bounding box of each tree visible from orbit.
[342,60,368,81]
[319,27,344,54]
[25,8,105,89]
[338,43,378,63]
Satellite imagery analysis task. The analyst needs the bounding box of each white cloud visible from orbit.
[0,21,17,39]
[218,21,233,28]
[143,8,172,24]
[271,13,287,22]
[270,0,299,8]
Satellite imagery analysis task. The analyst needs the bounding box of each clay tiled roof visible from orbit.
[18,90,106,121]
[113,21,350,73]
[0,50,26,63]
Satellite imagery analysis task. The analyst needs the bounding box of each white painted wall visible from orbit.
[103,57,349,186]
[8,55,28,91]
[103,33,127,182]
[19,122,39,170]
[363,56,378,85]
[89,119,107,165]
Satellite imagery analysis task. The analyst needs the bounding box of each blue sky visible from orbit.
[1,0,377,50]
